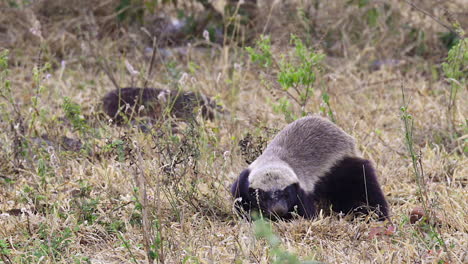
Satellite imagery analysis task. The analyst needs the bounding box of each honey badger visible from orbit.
[231,116,389,220]
[102,87,221,123]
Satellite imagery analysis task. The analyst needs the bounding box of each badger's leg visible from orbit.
[314,157,389,220]
[296,188,317,219]
[231,169,252,217]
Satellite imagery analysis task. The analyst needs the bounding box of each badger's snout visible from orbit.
[268,201,288,216]
[251,188,293,218]
[265,196,289,217]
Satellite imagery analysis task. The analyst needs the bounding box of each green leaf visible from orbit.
[358,0,369,8]
[366,8,379,27]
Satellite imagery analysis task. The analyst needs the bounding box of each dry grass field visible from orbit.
[0,0,467,263]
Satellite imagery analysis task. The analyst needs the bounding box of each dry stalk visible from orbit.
[402,0,461,38]
[84,14,120,91]
[132,141,164,264]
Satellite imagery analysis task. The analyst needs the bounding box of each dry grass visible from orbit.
[0,0,467,263]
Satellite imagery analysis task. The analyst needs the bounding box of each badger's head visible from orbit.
[231,165,301,219]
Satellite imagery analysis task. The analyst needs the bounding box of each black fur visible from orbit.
[232,157,389,220]
[231,169,251,216]
[313,156,389,220]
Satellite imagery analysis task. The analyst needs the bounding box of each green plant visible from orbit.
[182,255,201,264]
[147,218,163,261]
[31,225,74,261]
[73,255,91,264]
[246,35,273,68]
[151,123,203,220]
[246,34,325,122]
[441,31,467,135]
[439,31,460,50]
[130,184,165,263]
[116,0,145,24]
[0,50,28,167]
[408,27,427,56]
[400,88,429,214]
[62,97,89,136]
[0,239,12,264]
[254,219,321,264]
[103,139,127,162]
[347,0,380,27]
[104,219,126,234]
[400,87,449,257]
[29,62,51,136]
[0,50,13,107]
[117,232,139,264]
[37,156,53,187]
[319,92,335,123]
[75,197,100,224]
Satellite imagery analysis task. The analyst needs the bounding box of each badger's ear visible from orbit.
[231,169,250,198]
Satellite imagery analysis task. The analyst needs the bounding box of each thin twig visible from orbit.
[131,143,153,264]
[402,0,461,38]
[85,14,120,90]
[117,232,138,264]
[97,55,120,91]
[0,254,12,264]
[143,36,158,89]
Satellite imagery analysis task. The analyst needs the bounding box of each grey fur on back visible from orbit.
[248,115,357,193]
